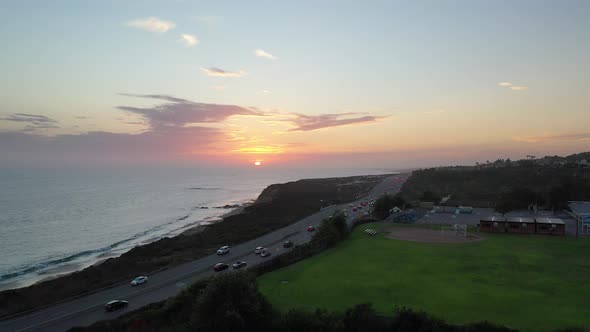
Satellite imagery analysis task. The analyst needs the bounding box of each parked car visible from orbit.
[352,208,357,212]
[260,249,271,257]
[104,300,128,312]
[216,246,230,255]
[232,261,247,269]
[213,263,229,271]
[283,240,293,248]
[307,225,316,232]
[130,276,148,286]
[254,246,264,254]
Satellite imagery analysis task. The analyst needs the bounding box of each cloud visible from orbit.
[126,17,176,33]
[21,124,60,132]
[512,133,590,143]
[498,81,528,91]
[201,67,247,78]
[179,34,199,47]
[257,90,270,95]
[254,49,277,60]
[0,127,226,165]
[286,113,387,132]
[117,94,262,129]
[0,113,60,132]
[0,113,58,125]
[423,109,446,115]
[211,85,226,90]
[0,95,266,165]
[118,93,190,103]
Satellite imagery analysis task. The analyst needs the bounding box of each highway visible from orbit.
[0,174,407,332]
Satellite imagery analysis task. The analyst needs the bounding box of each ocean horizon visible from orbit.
[0,165,395,291]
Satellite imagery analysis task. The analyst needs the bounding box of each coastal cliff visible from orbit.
[0,174,390,318]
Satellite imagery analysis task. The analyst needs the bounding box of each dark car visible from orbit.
[283,240,294,248]
[213,263,229,271]
[104,300,128,312]
[232,261,247,269]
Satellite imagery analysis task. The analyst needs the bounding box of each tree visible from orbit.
[495,200,518,216]
[391,306,447,332]
[278,308,341,332]
[549,177,574,210]
[191,272,273,332]
[495,187,545,215]
[312,213,349,246]
[342,303,388,332]
[420,191,440,203]
[372,194,406,219]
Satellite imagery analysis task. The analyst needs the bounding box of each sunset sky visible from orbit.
[1,1,589,168]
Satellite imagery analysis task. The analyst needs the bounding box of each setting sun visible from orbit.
[254,161,262,166]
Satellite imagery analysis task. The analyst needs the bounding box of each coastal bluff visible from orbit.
[0,174,390,318]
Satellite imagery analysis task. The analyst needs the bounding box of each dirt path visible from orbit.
[384,226,484,244]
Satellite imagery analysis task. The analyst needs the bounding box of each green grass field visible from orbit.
[258,223,590,332]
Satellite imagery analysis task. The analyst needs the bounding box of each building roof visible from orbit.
[535,217,565,225]
[480,216,505,222]
[506,217,534,223]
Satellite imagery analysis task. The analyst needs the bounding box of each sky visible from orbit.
[0,1,589,169]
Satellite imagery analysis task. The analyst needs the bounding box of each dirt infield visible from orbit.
[385,226,483,244]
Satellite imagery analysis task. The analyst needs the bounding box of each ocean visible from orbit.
[0,166,392,290]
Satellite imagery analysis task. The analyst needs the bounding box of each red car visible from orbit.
[307,226,316,232]
[213,263,228,272]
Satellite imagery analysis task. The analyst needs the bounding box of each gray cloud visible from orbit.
[21,124,60,132]
[513,133,590,143]
[117,94,263,129]
[1,113,60,132]
[0,95,266,165]
[1,113,58,125]
[118,93,191,103]
[287,113,387,131]
[0,126,226,165]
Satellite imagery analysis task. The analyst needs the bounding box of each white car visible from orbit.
[130,276,148,286]
[254,246,264,254]
[217,245,230,255]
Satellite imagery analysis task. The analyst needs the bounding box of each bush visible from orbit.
[312,212,349,246]
[277,308,342,332]
[341,303,389,332]
[190,272,273,332]
[391,306,450,332]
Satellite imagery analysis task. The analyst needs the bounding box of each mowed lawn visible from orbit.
[258,223,590,332]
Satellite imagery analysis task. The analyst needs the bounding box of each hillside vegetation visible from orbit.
[399,162,590,209]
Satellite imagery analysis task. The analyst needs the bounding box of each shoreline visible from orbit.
[0,201,255,292]
[0,173,392,318]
